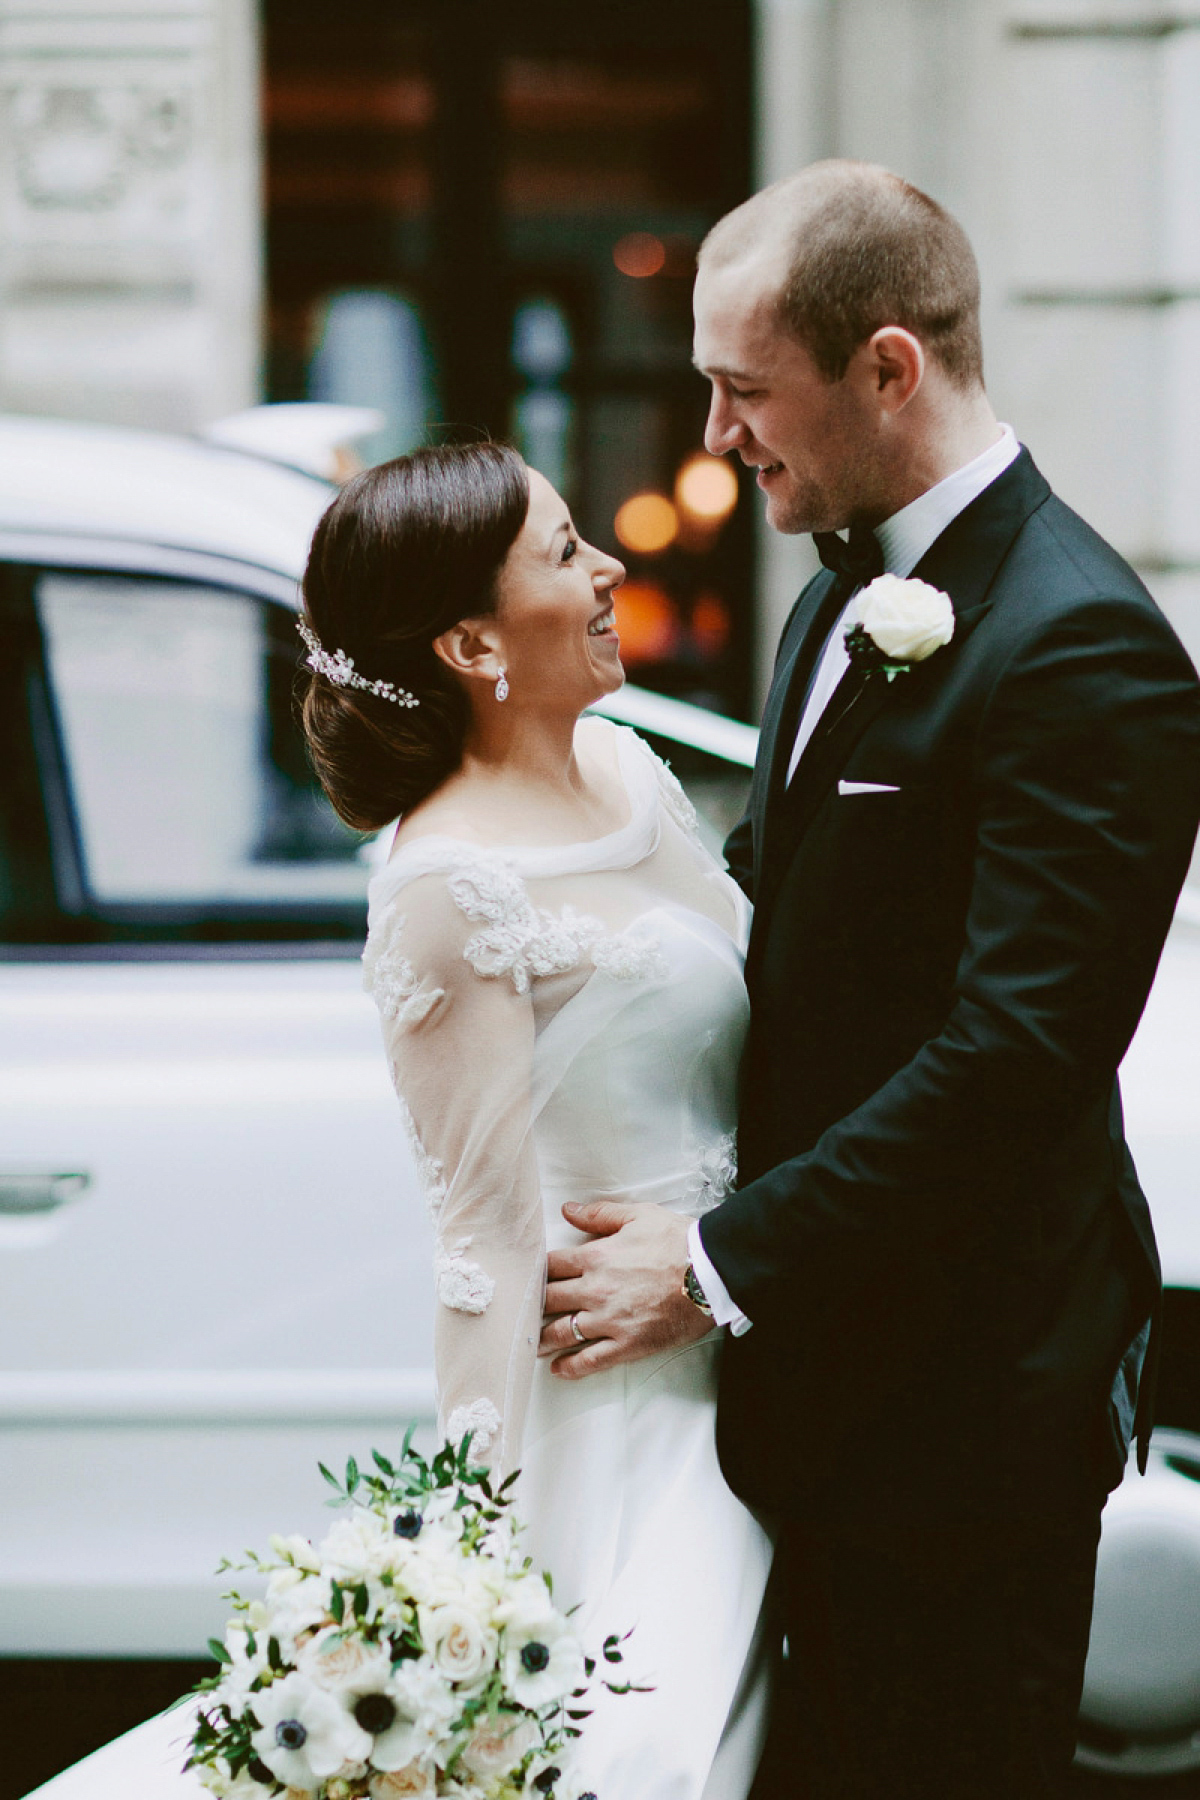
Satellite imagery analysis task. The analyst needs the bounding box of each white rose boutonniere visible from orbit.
[844,574,955,682]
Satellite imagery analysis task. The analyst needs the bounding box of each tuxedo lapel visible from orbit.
[749,567,848,894]
[750,448,1053,941]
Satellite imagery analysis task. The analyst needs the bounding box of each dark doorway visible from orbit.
[262,0,757,720]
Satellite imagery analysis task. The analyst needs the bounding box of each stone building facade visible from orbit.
[1,0,1196,689]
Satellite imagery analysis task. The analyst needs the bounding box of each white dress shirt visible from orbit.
[688,424,1021,1335]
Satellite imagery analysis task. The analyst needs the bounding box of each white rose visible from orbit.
[320,1512,394,1584]
[847,574,955,665]
[420,1603,497,1687]
[401,1551,465,1609]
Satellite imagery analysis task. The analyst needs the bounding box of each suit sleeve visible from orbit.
[701,593,1200,1319]
[723,811,755,898]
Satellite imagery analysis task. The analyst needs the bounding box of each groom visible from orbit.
[539,161,1200,1796]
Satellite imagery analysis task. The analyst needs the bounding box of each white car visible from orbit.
[0,412,1195,1784]
[0,410,755,1662]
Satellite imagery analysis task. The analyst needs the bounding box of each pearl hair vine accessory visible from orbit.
[296,617,419,709]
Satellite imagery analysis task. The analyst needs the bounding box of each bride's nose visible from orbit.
[596,550,625,591]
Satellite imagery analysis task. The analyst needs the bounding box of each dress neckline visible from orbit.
[367,724,661,908]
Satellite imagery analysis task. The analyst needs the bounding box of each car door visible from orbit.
[0,558,434,1656]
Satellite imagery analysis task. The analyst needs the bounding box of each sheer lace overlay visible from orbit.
[364,719,751,1477]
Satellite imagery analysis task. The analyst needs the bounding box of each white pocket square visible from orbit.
[838,780,900,795]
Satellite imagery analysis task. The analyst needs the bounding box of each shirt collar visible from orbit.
[875,424,1020,577]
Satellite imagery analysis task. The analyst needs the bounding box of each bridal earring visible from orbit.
[495,667,509,703]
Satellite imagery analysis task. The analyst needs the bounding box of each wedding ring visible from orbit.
[569,1312,587,1345]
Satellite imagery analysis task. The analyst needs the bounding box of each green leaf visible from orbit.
[330,1582,345,1625]
[206,1637,231,1665]
[353,1582,370,1620]
[345,1455,360,1493]
[318,1462,342,1492]
[372,1449,395,1477]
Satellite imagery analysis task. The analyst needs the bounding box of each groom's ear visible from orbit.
[865,326,925,412]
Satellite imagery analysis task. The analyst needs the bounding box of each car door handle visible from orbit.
[0,1172,91,1214]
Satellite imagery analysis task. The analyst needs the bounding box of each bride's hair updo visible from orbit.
[298,441,530,830]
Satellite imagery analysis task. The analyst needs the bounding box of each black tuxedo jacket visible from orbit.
[703,450,1200,1527]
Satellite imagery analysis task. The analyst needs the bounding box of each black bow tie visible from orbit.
[813,524,885,587]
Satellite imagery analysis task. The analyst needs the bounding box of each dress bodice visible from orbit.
[362,719,750,1472]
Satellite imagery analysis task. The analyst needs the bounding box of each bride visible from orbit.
[29,444,774,1800]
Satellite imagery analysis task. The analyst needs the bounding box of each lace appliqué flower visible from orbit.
[435,1237,495,1315]
[681,1130,738,1216]
[447,858,667,992]
[362,912,444,1028]
[446,1398,502,1463]
[651,752,702,844]
[392,1088,447,1221]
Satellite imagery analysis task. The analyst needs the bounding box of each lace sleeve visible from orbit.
[363,866,543,1477]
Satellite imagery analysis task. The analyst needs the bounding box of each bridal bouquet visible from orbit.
[185,1432,634,1800]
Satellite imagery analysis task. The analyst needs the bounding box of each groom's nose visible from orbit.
[704,391,743,458]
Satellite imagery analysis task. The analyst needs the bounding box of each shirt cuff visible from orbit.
[687,1218,753,1336]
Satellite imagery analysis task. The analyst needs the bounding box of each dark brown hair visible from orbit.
[701,160,984,389]
[297,442,530,829]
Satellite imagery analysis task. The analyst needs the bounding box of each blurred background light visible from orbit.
[614,491,678,555]
[612,231,666,279]
[612,579,678,663]
[676,452,738,523]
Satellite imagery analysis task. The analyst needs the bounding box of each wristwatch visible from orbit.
[681,1261,714,1317]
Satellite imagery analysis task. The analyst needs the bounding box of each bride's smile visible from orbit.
[489,467,626,714]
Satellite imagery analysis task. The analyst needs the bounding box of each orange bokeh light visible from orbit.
[691,592,732,657]
[614,492,678,556]
[613,232,667,279]
[675,453,739,522]
[612,580,678,664]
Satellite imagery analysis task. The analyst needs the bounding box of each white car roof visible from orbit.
[0,413,330,581]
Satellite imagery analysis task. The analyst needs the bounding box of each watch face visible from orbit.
[685,1264,713,1314]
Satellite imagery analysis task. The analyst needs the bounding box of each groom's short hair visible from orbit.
[700,160,984,390]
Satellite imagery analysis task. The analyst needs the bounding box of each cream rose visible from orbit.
[460,1712,538,1779]
[368,1764,436,1800]
[297,1628,391,1695]
[847,574,955,665]
[420,1602,497,1686]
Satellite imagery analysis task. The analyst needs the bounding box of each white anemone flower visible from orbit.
[329,1656,436,1774]
[503,1616,586,1709]
[250,1670,371,1789]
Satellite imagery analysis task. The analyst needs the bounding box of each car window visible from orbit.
[36,570,371,927]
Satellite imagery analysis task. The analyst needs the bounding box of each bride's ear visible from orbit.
[432,617,505,689]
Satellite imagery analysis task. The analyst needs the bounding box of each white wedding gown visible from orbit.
[28,719,773,1800]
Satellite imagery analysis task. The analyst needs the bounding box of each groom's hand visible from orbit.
[538,1201,713,1379]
